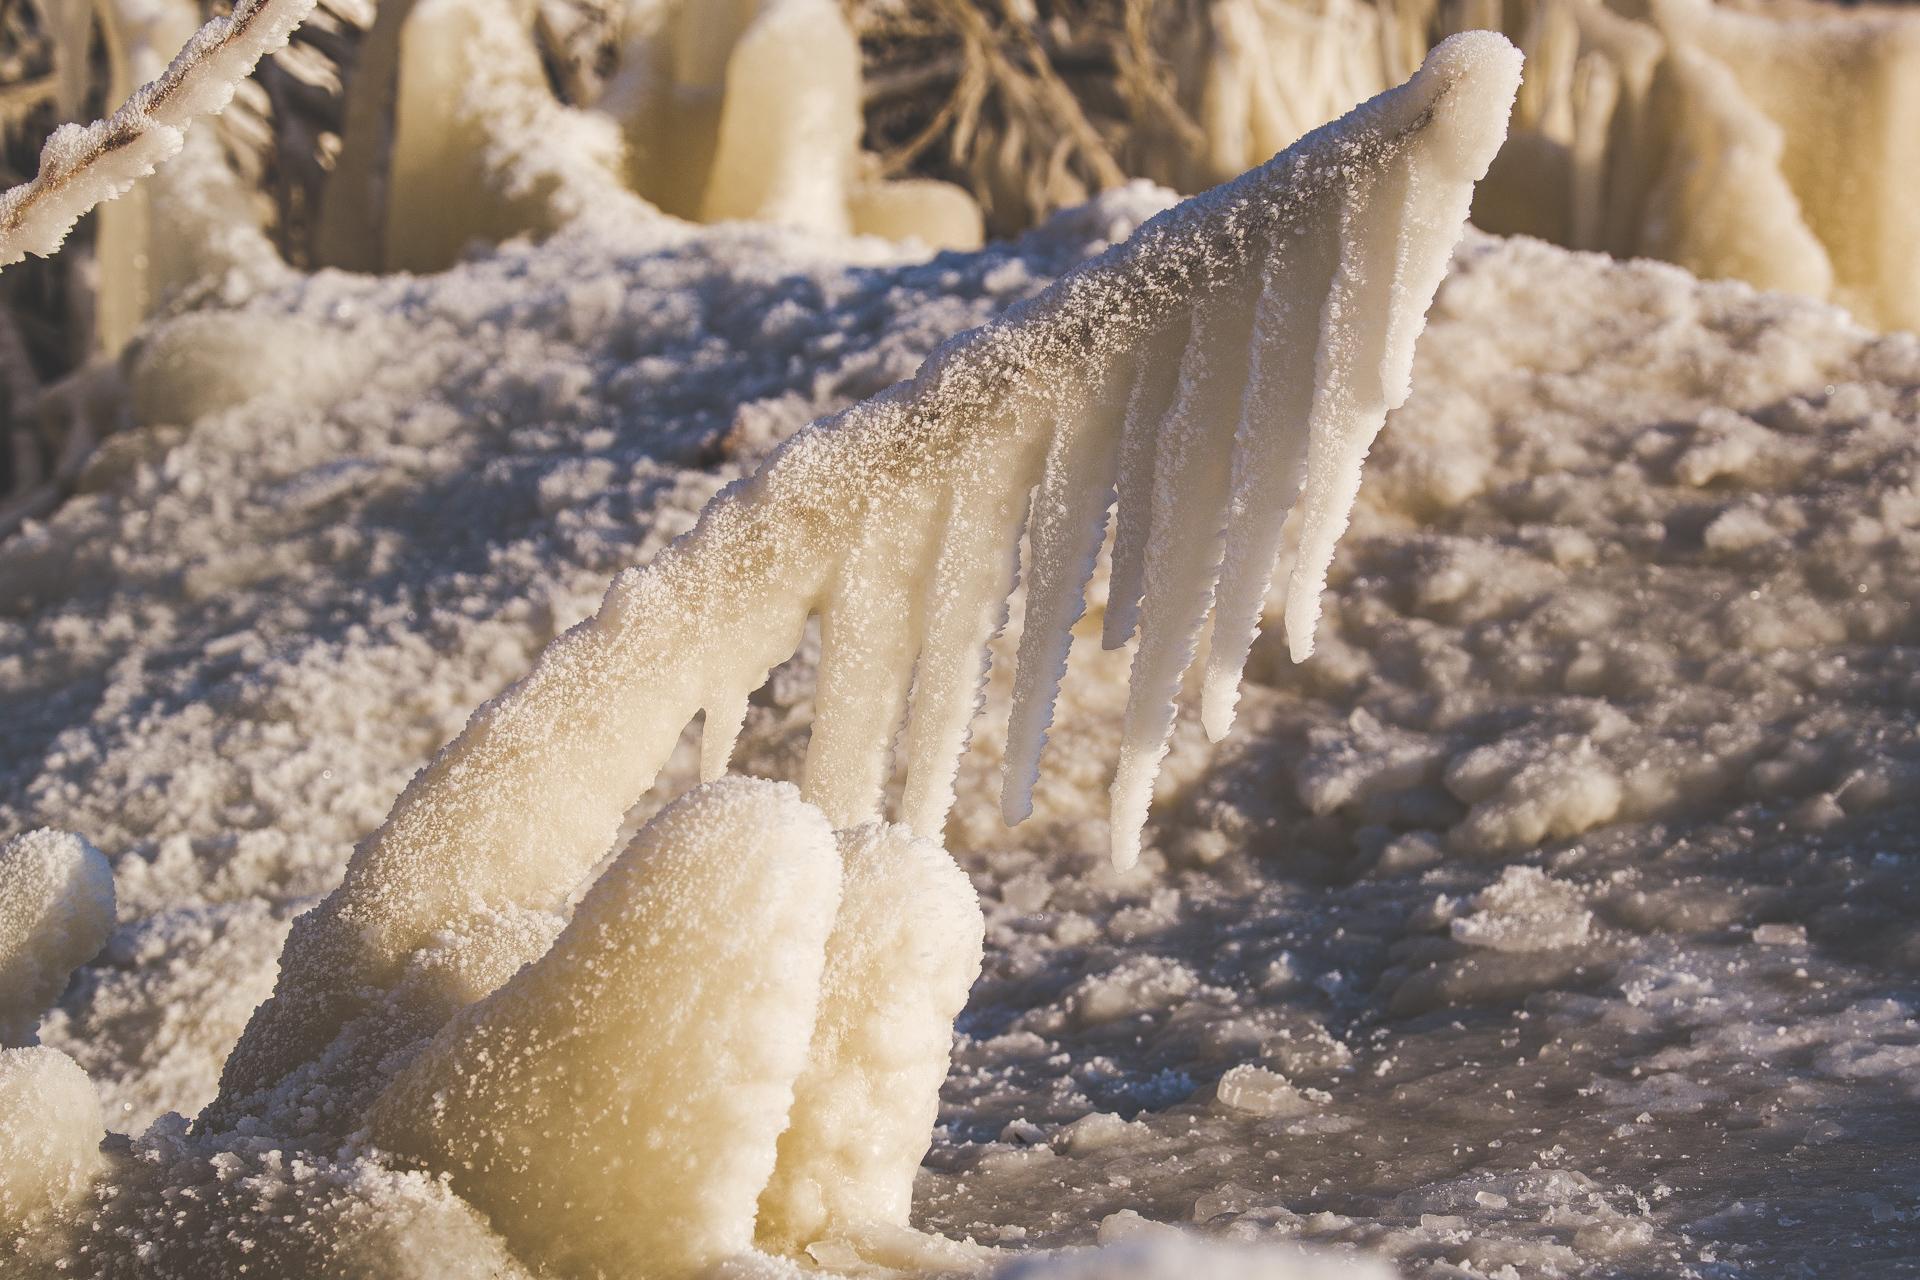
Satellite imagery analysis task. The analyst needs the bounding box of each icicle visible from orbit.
[1001,368,1129,825]
[804,490,942,828]
[1279,164,1403,665]
[1102,319,1189,652]
[901,457,1039,838]
[1109,285,1257,870]
[1200,212,1341,742]
[700,690,750,783]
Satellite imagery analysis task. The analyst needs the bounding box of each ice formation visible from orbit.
[7,113,1920,1278]
[210,35,1518,1134]
[605,0,983,248]
[319,0,983,273]
[1444,0,1920,329]
[0,829,116,1048]
[0,831,113,1242]
[757,822,986,1251]
[371,780,843,1277]
[0,0,315,271]
[0,1047,107,1236]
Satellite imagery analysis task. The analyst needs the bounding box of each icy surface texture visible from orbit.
[0,0,314,270]
[372,779,841,1278]
[209,33,1516,1122]
[0,829,115,1047]
[0,1047,106,1236]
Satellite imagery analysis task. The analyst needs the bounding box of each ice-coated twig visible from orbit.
[0,0,315,271]
[211,33,1520,1119]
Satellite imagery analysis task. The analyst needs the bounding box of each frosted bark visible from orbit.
[756,823,984,1251]
[0,830,115,1049]
[0,0,314,271]
[214,33,1517,1116]
[370,779,840,1280]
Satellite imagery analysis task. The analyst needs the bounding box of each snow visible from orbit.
[3,20,1920,1279]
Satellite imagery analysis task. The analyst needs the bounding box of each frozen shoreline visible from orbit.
[2,195,1916,1273]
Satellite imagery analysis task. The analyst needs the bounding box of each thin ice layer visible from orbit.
[214,33,1517,1113]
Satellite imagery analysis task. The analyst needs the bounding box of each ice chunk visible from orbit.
[0,1047,105,1233]
[215,35,1516,1111]
[0,830,115,1048]
[604,0,981,247]
[370,779,840,1280]
[757,823,985,1250]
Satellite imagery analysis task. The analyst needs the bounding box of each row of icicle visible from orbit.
[211,31,1522,1116]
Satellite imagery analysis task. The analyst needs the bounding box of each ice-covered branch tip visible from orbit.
[0,0,315,271]
[212,32,1518,1116]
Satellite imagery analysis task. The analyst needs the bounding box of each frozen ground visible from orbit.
[2,188,1917,1275]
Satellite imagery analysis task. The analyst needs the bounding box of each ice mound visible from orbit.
[0,829,115,1048]
[0,1047,107,1236]
[370,779,841,1277]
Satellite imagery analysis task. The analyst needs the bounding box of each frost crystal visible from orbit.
[0,0,315,270]
[213,33,1519,1115]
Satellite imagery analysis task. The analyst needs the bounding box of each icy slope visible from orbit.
[2,213,1917,1275]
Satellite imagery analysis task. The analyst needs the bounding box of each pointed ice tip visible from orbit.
[1110,832,1141,873]
[1200,678,1236,744]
